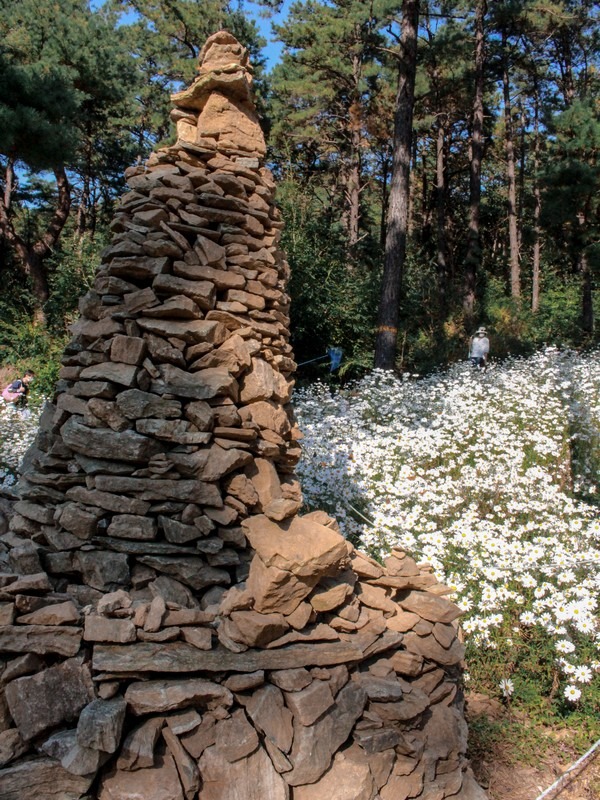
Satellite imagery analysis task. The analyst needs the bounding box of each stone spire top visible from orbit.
[171,30,266,159]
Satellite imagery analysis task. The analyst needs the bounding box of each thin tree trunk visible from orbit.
[436,118,448,315]
[463,0,486,317]
[578,211,593,333]
[0,161,71,325]
[374,0,420,370]
[502,31,520,298]
[531,77,542,313]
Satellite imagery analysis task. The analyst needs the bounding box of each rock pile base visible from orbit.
[0,31,486,800]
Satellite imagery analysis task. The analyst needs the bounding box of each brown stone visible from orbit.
[386,611,420,632]
[0,728,27,768]
[198,742,288,800]
[100,752,184,800]
[0,757,93,800]
[215,708,259,762]
[403,632,465,666]
[246,554,318,615]
[356,583,397,614]
[269,668,312,693]
[137,556,229,591]
[92,641,364,673]
[94,475,222,505]
[396,590,462,624]
[293,746,375,800]
[389,650,424,677]
[152,363,237,400]
[310,581,353,612]
[79,361,138,386]
[351,551,384,580]
[180,626,212,650]
[0,625,82,657]
[5,657,94,741]
[243,514,348,579]
[163,727,200,798]
[180,713,217,759]
[84,615,137,643]
[245,683,293,753]
[284,681,367,786]
[228,609,289,647]
[16,600,79,626]
[284,679,334,726]
[241,400,291,435]
[110,335,146,365]
[380,767,424,800]
[117,717,164,771]
[117,389,182,419]
[124,678,233,714]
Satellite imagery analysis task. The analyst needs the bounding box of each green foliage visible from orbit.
[0,313,66,394]
[280,180,380,379]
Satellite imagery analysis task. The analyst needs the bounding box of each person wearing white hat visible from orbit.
[468,326,490,369]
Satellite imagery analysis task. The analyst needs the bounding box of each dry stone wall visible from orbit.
[0,31,487,800]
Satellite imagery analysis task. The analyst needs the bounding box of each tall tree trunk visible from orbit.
[531,76,542,313]
[502,31,520,298]
[374,0,420,370]
[436,117,448,316]
[578,211,593,333]
[0,161,71,325]
[463,0,486,317]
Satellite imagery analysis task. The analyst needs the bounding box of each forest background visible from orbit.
[0,0,598,390]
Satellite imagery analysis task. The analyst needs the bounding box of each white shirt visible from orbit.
[470,335,489,359]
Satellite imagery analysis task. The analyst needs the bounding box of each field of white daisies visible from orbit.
[1,347,599,727]
[295,347,600,720]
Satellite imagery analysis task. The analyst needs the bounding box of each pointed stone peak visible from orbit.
[171,30,265,159]
[198,30,250,75]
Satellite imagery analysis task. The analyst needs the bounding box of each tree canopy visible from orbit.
[0,0,598,379]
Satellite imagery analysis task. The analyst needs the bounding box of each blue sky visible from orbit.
[91,0,289,70]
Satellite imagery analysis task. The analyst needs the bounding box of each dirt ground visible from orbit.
[467,694,600,800]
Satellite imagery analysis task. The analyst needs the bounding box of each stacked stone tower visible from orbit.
[0,32,486,800]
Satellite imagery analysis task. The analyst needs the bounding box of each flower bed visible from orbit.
[295,348,600,711]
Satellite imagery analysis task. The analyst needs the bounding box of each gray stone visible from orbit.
[151,364,237,400]
[5,657,94,741]
[94,475,223,505]
[117,389,181,419]
[77,697,127,753]
[138,556,229,591]
[75,550,130,590]
[61,416,162,463]
[107,514,157,540]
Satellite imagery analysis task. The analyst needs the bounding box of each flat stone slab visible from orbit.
[0,625,82,657]
[93,641,364,673]
[0,756,92,800]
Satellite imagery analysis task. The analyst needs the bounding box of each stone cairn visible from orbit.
[0,31,486,800]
